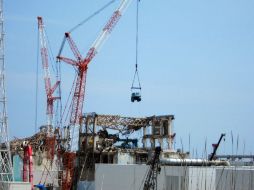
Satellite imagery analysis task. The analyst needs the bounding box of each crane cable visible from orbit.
[68,0,116,33]
[131,0,141,90]
[44,25,63,129]
[45,28,56,74]
[57,0,116,58]
[35,25,40,133]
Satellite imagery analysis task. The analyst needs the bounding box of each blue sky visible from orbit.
[4,0,254,156]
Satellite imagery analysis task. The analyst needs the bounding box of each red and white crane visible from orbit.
[57,1,134,189]
[38,17,60,131]
[57,0,133,150]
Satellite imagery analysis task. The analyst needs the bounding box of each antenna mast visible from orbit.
[0,0,13,186]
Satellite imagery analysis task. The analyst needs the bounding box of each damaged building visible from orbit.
[10,113,179,189]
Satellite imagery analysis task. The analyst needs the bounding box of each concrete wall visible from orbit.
[95,164,190,190]
[115,152,135,164]
[161,166,189,190]
[1,182,31,190]
[188,167,216,190]
[95,164,148,190]
[95,164,254,190]
[216,167,254,190]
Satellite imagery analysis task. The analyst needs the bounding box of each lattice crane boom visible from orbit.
[65,32,83,61]
[37,17,60,128]
[57,0,133,126]
[91,0,132,54]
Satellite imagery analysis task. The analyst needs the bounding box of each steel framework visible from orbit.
[38,16,60,130]
[0,0,13,185]
[83,113,148,132]
[82,113,175,150]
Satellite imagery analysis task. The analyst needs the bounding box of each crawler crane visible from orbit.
[57,0,134,189]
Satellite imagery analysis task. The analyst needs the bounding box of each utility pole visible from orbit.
[0,0,13,186]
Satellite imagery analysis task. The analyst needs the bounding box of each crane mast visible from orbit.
[38,17,60,130]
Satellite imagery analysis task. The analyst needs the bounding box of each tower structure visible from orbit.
[0,0,13,184]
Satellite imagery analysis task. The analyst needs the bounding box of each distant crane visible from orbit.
[209,133,226,161]
[143,147,161,190]
[37,16,60,132]
[57,0,134,189]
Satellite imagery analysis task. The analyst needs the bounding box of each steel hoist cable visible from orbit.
[68,0,116,33]
[131,0,141,91]
[57,0,116,58]
[131,64,141,90]
[131,0,142,103]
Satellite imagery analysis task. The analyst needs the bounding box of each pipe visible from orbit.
[28,145,33,189]
[160,158,230,166]
[215,155,254,159]
[23,145,34,189]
